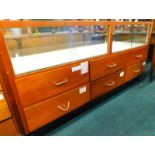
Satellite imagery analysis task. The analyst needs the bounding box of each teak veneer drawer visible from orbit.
[90,54,125,81]
[16,61,89,108]
[0,92,11,122]
[91,70,125,100]
[126,46,148,67]
[24,83,90,132]
[0,119,18,136]
[125,61,146,82]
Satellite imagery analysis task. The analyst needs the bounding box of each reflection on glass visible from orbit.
[112,25,149,53]
[3,25,109,75]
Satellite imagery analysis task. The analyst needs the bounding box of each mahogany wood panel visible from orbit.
[0,96,11,122]
[16,61,89,108]
[24,83,90,132]
[0,119,18,136]
[125,61,145,82]
[91,70,125,100]
[125,46,148,67]
[90,53,126,81]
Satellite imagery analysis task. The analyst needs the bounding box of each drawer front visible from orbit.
[0,119,18,136]
[90,54,125,81]
[0,92,11,122]
[24,84,90,132]
[16,61,89,108]
[91,70,125,100]
[125,61,146,82]
[126,47,148,67]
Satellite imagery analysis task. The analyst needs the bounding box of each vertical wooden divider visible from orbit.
[107,24,113,55]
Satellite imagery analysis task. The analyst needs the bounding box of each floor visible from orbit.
[45,63,155,136]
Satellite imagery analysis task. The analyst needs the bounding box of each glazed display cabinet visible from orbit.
[0,20,153,135]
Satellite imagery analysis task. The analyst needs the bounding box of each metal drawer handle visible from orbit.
[136,54,143,58]
[105,81,115,87]
[107,63,117,68]
[134,69,141,73]
[58,101,70,111]
[54,78,68,86]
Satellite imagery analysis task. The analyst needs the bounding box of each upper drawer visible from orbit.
[16,61,89,108]
[0,92,11,122]
[91,70,125,100]
[24,83,90,132]
[90,54,126,81]
[126,46,148,67]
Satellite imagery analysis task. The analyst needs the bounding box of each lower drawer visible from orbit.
[0,119,18,136]
[24,83,90,132]
[91,70,125,100]
[125,61,146,82]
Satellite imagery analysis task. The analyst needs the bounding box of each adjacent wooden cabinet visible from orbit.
[0,84,19,136]
[0,94,11,122]
[0,119,19,136]
[0,20,153,135]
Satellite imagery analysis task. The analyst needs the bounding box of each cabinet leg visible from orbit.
[150,45,155,82]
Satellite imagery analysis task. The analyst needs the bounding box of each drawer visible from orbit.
[91,70,125,100]
[90,54,125,81]
[16,61,89,108]
[126,46,148,67]
[125,61,146,82]
[24,83,90,132]
[0,92,11,122]
[0,119,18,136]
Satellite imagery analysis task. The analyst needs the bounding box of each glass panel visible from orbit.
[69,25,108,60]
[132,25,149,48]
[113,25,133,52]
[3,25,109,75]
[112,25,149,53]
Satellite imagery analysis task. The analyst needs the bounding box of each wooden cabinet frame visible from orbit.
[0,20,153,134]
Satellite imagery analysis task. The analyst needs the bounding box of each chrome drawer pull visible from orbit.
[105,81,115,87]
[136,54,143,58]
[54,78,68,86]
[134,69,141,73]
[58,101,70,111]
[107,63,117,68]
